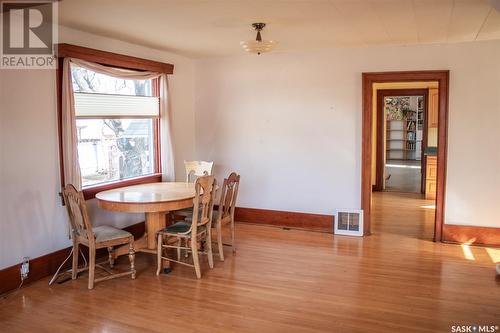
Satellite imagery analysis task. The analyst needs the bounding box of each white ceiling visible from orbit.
[59,0,500,58]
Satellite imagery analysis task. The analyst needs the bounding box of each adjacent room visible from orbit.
[371,82,440,240]
[1,1,499,332]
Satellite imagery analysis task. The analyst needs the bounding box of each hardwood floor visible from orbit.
[1,196,499,332]
[372,191,435,240]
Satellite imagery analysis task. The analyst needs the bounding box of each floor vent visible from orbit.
[334,209,363,236]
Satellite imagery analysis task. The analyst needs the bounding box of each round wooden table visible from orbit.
[96,182,196,257]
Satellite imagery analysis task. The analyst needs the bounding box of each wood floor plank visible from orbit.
[0,192,498,332]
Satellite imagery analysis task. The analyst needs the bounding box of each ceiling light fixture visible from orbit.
[240,23,276,55]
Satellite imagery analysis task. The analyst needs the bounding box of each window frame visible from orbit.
[56,44,173,200]
[74,78,161,195]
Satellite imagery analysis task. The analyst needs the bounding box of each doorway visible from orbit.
[361,71,449,242]
[375,89,428,194]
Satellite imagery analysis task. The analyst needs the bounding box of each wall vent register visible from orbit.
[334,210,363,236]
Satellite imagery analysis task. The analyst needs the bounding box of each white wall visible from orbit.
[1,32,498,270]
[0,26,196,269]
[194,40,500,228]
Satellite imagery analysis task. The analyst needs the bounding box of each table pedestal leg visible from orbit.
[148,211,172,269]
[113,211,170,268]
[146,212,164,249]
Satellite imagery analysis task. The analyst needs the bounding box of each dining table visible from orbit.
[95,182,197,260]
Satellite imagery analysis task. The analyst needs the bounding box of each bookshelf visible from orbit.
[386,96,423,161]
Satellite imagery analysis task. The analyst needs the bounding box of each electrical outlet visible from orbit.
[20,257,29,281]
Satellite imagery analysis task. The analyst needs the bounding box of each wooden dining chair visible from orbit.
[62,184,136,289]
[171,160,215,221]
[184,160,214,183]
[186,172,240,261]
[157,175,216,279]
[213,172,240,261]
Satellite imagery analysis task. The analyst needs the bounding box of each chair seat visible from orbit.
[161,221,206,235]
[185,211,219,224]
[165,221,192,233]
[93,225,132,243]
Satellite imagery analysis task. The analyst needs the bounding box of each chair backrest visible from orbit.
[184,160,214,183]
[190,175,217,236]
[218,172,240,221]
[62,184,94,241]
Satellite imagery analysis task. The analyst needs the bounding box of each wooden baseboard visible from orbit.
[442,224,500,246]
[0,221,146,296]
[0,247,73,296]
[235,207,333,232]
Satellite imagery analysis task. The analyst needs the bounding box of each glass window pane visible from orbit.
[77,119,155,187]
[71,64,153,96]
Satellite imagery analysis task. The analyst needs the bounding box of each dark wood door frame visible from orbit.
[374,88,428,192]
[362,71,449,241]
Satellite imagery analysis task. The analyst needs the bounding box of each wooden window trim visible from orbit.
[57,43,174,74]
[56,44,171,200]
[81,174,162,201]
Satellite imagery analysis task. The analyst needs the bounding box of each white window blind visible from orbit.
[74,92,159,118]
